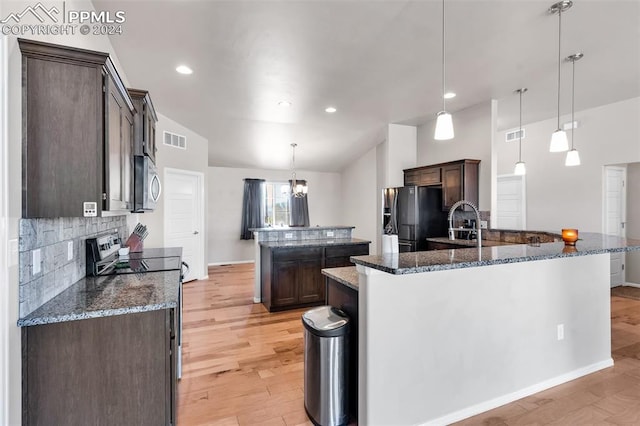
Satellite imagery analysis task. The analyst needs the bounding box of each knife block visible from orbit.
[125,234,144,252]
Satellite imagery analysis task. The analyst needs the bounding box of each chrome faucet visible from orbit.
[448,200,482,250]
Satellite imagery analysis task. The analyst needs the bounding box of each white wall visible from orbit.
[3,2,136,423]
[627,163,640,285]
[138,113,209,278]
[495,97,640,232]
[208,167,342,264]
[385,124,417,188]
[341,147,378,254]
[417,101,494,211]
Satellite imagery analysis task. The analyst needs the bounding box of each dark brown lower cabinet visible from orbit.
[326,277,359,423]
[22,309,177,426]
[261,243,369,312]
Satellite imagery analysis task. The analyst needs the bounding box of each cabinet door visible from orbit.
[105,79,126,211]
[421,167,441,185]
[22,53,103,218]
[145,104,157,163]
[272,260,298,307]
[404,170,419,186]
[105,78,134,212]
[298,258,325,304]
[442,164,463,211]
[122,109,134,210]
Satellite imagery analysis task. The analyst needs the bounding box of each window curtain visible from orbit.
[240,178,265,240]
[289,179,310,227]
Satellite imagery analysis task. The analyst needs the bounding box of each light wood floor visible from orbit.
[178,264,640,425]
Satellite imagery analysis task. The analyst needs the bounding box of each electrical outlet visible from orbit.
[32,249,41,275]
[557,324,564,341]
[284,233,293,239]
[67,241,74,261]
[480,220,488,229]
[326,231,334,237]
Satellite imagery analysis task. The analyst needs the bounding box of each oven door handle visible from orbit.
[181,261,189,281]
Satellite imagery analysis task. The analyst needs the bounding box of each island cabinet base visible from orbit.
[22,309,177,426]
[260,243,369,312]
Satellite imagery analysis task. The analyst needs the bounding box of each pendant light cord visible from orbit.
[571,57,575,149]
[519,90,523,163]
[556,7,562,129]
[442,0,446,112]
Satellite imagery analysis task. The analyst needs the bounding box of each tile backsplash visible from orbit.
[255,228,352,242]
[19,216,128,317]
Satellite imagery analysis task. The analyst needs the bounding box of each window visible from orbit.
[263,181,290,227]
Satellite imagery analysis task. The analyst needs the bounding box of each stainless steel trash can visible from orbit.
[302,306,350,426]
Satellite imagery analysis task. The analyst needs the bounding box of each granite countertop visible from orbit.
[352,233,640,275]
[260,237,371,249]
[18,270,181,327]
[250,225,355,232]
[322,266,359,291]
[426,237,511,247]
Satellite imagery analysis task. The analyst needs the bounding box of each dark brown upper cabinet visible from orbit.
[20,39,134,218]
[127,88,158,163]
[404,159,480,211]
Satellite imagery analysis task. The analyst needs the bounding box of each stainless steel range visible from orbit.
[85,232,187,378]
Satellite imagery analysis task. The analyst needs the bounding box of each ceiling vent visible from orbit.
[505,129,525,142]
[163,131,186,149]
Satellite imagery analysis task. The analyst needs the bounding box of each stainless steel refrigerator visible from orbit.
[383,186,448,252]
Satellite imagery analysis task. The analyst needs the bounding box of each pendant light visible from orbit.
[514,88,527,176]
[548,1,572,152]
[565,52,583,166]
[288,143,307,198]
[434,0,454,140]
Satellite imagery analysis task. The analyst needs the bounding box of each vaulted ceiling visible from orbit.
[94,0,640,172]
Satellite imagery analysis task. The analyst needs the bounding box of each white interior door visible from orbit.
[164,168,204,282]
[604,166,626,287]
[496,175,526,230]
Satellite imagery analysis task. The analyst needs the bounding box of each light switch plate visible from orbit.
[285,233,293,239]
[326,231,334,237]
[480,220,488,229]
[32,249,41,275]
[67,241,74,261]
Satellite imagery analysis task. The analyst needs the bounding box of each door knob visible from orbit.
[193,231,199,235]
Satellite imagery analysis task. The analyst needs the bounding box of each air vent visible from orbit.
[505,129,525,142]
[163,131,186,149]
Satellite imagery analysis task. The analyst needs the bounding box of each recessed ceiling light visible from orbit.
[325,106,337,113]
[278,101,292,107]
[443,92,456,99]
[176,65,193,75]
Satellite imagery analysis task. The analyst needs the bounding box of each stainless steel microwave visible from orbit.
[133,156,161,211]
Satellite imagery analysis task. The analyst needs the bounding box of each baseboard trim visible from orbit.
[623,282,640,289]
[253,297,261,303]
[422,358,614,426]
[208,260,255,266]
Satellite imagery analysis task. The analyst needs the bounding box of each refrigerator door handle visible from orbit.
[393,190,399,234]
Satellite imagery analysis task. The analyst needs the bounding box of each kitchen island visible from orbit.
[250,225,369,305]
[337,233,640,425]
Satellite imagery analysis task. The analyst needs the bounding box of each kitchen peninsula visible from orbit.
[326,233,640,425]
[252,226,369,311]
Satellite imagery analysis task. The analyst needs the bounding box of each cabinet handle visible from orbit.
[193,231,199,235]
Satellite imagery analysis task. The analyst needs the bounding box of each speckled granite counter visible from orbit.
[260,237,370,249]
[352,233,640,275]
[322,266,359,291]
[425,237,512,248]
[18,270,180,327]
